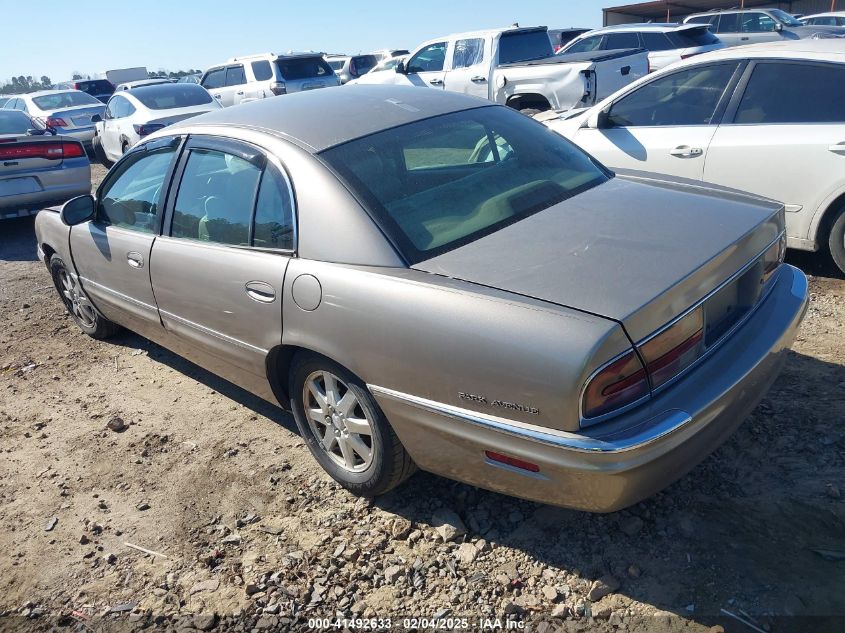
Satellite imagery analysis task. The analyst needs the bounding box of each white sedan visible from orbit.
[92,83,221,165]
[541,39,845,274]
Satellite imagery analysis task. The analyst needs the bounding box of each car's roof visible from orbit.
[688,37,845,62]
[590,22,704,33]
[168,85,491,152]
[803,11,845,18]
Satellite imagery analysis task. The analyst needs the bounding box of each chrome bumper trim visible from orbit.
[369,385,692,454]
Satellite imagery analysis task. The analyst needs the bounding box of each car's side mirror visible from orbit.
[60,195,96,226]
[774,22,783,31]
[91,114,102,123]
[395,60,407,74]
[586,107,611,130]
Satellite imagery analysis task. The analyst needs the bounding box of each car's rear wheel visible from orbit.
[289,353,416,496]
[49,255,119,339]
[828,207,845,275]
[92,135,113,167]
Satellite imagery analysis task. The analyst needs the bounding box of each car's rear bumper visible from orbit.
[0,161,90,219]
[372,264,809,512]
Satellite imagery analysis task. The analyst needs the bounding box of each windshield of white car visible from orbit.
[770,9,803,26]
[131,84,213,109]
[499,30,554,63]
[321,106,609,264]
[0,110,38,134]
[32,91,101,110]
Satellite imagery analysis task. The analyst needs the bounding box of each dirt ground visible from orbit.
[0,164,843,632]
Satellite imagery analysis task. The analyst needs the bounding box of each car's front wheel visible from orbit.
[828,206,845,275]
[49,255,119,339]
[92,135,113,167]
[289,353,416,497]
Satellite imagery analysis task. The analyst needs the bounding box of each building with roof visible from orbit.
[603,0,841,25]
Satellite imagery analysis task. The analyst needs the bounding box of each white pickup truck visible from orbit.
[351,26,648,114]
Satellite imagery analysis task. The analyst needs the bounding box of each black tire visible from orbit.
[289,353,416,497]
[827,207,845,275]
[519,108,542,117]
[92,135,113,167]
[49,255,120,340]
[121,139,130,155]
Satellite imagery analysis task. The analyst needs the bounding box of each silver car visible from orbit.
[0,110,91,220]
[1,90,106,150]
[684,8,843,46]
[325,54,379,84]
[34,86,808,511]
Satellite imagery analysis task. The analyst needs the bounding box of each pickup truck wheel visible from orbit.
[828,207,845,275]
[289,354,416,497]
[49,256,119,340]
[92,135,113,167]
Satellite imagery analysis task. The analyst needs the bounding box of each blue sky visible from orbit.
[3,0,605,82]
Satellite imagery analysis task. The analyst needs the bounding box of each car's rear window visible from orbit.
[76,80,114,94]
[0,110,36,134]
[667,27,720,47]
[327,60,346,71]
[32,91,101,110]
[499,30,554,63]
[352,55,378,74]
[321,106,609,264]
[132,84,213,109]
[275,57,334,80]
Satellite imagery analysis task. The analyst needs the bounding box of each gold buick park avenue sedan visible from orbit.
[34,86,808,512]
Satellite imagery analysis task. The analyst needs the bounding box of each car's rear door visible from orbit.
[224,65,247,107]
[444,37,490,98]
[69,137,181,339]
[704,60,845,247]
[150,135,294,383]
[573,61,743,180]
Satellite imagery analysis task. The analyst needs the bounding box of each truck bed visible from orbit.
[498,48,646,69]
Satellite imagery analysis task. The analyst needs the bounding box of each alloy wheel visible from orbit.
[57,268,97,328]
[302,370,375,473]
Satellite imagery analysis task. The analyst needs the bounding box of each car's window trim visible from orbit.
[605,60,745,129]
[723,58,845,126]
[161,134,297,254]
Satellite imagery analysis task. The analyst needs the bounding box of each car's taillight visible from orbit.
[44,117,68,128]
[133,123,165,137]
[638,307,705,390]
[270,81,286,96]
[0,141,84,160]
[582,350,649,419]
[762,233,786,285]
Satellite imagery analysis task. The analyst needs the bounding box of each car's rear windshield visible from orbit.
[352,55,378,74]
[32,91,101,110]
[132,84,213,109]
[275,57,334,80]
[667,27,720,47]
[320,106,609,264]
[499,30,554,64]
[76,80,114,94]
[0,110,36,134]
[327,60,346,71]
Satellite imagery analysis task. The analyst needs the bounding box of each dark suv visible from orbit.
[54,79,115,103]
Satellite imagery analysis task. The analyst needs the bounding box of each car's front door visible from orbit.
[69,138,180,340]
[150,136,293,386]
[444,37,489,98]
[574,61,742,181]
[402,41,448,89]
[705,60,845,247]
[201,67,227,106]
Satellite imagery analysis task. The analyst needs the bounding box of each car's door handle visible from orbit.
[126,252,144,268]
[740,37,749,41]
[429,78,444,86]
[669,145,703,158]
[244,281,276,303]
[471,76,487,82]
[621,65,631,76]
[213,94,221,99]
[828,143,845,154]
[236,91,244,95]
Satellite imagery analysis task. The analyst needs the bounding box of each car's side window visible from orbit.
[452,38,485,69]
[565,35,604,54]
[251,60,273,81]
[225,65,246,87]
[201,68,225,90]
[742,12,776,32]
[717,13,740,32]
[98,148,176,233]
[171,149,261,246]
[607,63,736,127]
[104,99,117,119]
[407,42,447,73]
[253,166,295,250]
[604,32,641,50]
[734,62,845,124]
[641,32,675,51]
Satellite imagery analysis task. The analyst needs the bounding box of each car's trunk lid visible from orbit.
[0,135,64,176]
[413,173,783,342]
[46,105,104,129]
